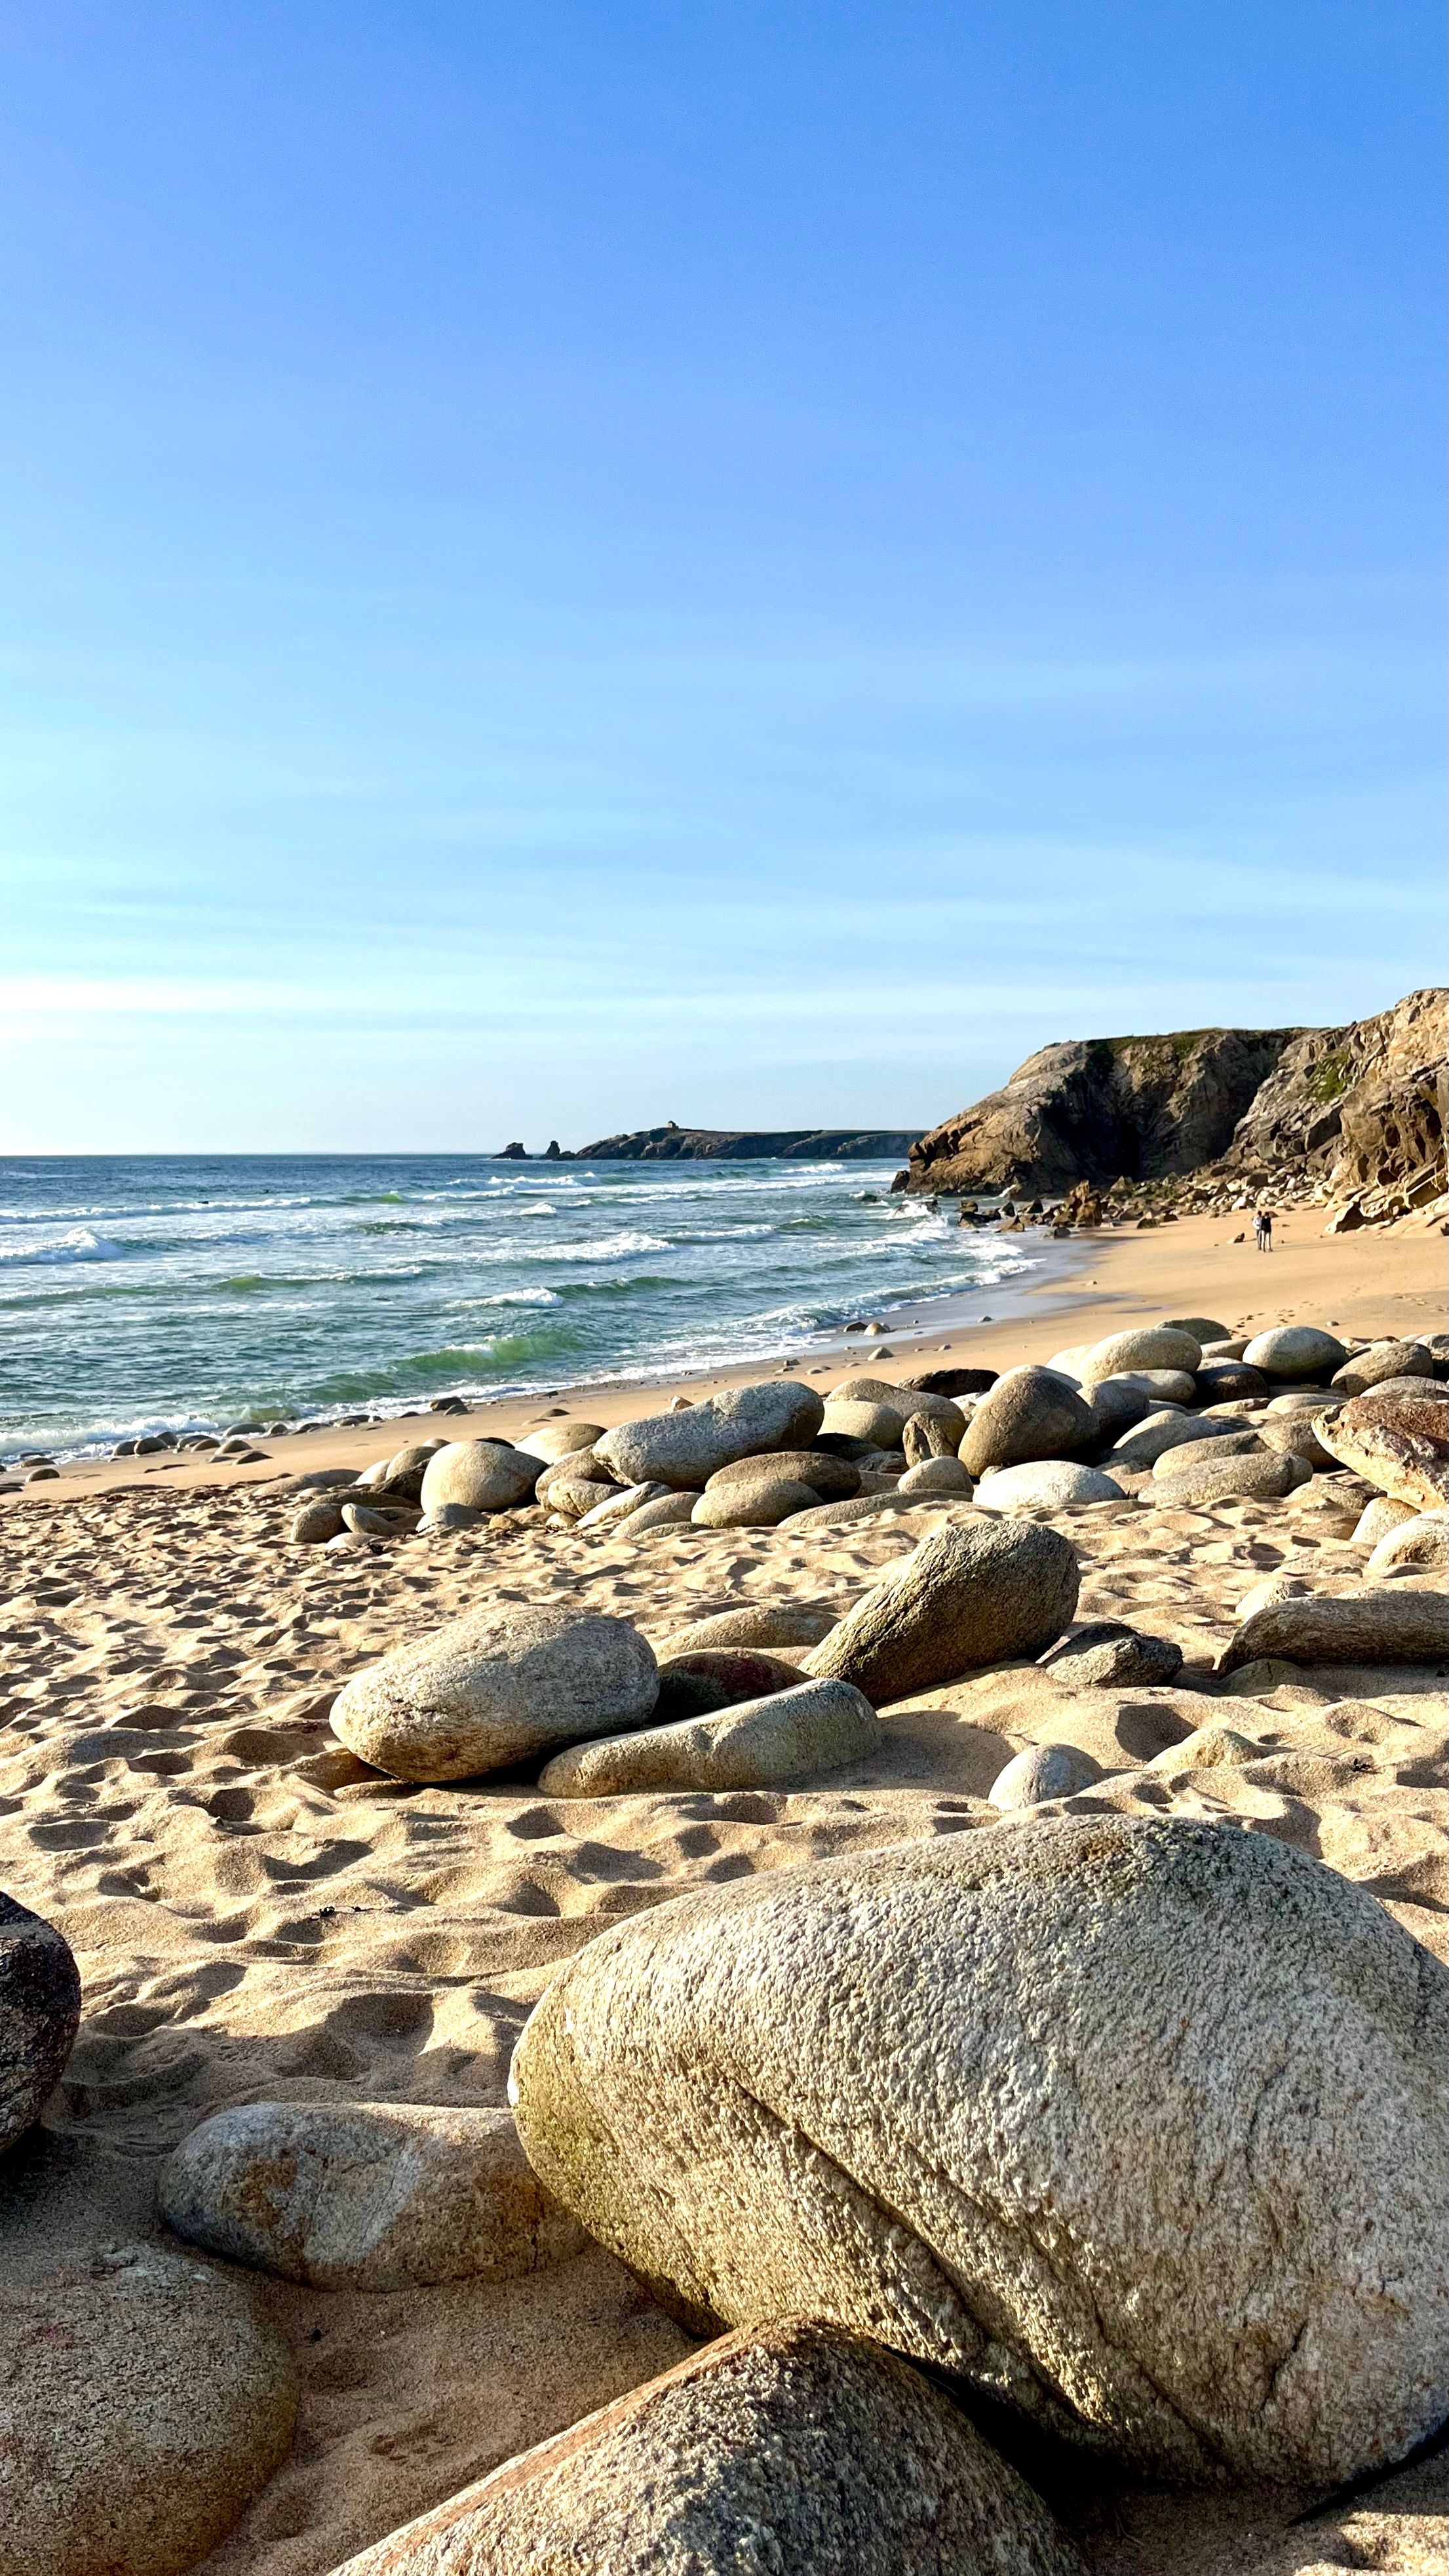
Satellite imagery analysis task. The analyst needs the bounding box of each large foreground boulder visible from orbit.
[0,2242,296,2576]
[330,1605,658,1779]
[1,1893,81,2155]
[160,2101,585,2290]
[510,1817,1449,2488]
[326,2319,1086,2575]
[596,1382,825,1490]
[1317,1395,1449,1512]
[803,1520,1079,1705]
[538,1678,881,1797]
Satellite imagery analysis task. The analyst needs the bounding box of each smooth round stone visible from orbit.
[1241,1326,1348,1382]
[617,1493,699,1534]
[988,1743,1102,1808]
[1159,1316,1229,1342]
[329,1604,659,1780]
[1094,1367,1196,1406]
[1366,1513,1449,1578]
[0,2243,297,2576]
[516,1421,608,1463]
[537,1678,882,1798]
[1080,1326,1203,1379]
[659,1605,840,1657]
[896,1456,975,1496]
[419,1441,540,1514]
[1331,1341,1434,1396]
[707,1450,860,1502]
[691,1479,822,1529]
[959,1370,1094,1478]
[596,1382,826,1493]
[974,1460,1125,1511]
[577,1481,671,1531]
[160,2101,585,2290]
[805,1519,1079,1705]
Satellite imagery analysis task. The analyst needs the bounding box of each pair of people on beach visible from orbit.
[1254,1208,1275,1251]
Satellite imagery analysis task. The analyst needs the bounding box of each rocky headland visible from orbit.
[903,986,1447,1236]
[518,1121,924,1161]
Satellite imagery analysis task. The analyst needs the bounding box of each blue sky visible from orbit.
[1,2,1442,1152]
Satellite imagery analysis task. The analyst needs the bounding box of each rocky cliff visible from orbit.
[568,1123,921,1162]
[1195,986,1446,1217]
[904,990,1447,1227]
[905,1028,1298,1196]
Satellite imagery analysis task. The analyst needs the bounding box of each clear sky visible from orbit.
[1,2,1442,1152]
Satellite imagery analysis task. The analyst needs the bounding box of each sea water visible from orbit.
[0,1154,1058,1459]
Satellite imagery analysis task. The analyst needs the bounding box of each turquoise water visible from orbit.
[0,1154,1052,1459]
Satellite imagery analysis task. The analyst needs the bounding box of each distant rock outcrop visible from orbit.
[569,1122,921,1161]
[906,1028,1298,1196]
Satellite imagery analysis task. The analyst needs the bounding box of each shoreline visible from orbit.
[6,1209,1442,1503]
[0,1226,1089,1474]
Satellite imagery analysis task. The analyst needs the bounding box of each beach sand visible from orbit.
[1,1213,1444,2573]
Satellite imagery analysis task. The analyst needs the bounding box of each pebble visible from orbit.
[988,1742,1102,1806]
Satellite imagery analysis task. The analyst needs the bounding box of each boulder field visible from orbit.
[3,1300,1448,2576]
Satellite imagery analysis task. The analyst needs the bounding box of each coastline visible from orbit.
[7,1209,1442,1504]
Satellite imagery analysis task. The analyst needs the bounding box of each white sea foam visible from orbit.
[0,1228,126,1268]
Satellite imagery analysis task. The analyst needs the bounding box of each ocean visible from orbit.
[0,1154,1058,1461]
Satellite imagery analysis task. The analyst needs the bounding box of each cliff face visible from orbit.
[904,989,1448,1219]
[568,1123,921,1162]
[1201,987,1446,1207]
[906,1028,1298,1196]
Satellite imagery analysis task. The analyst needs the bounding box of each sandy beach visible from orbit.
[2,1212,1445,2574]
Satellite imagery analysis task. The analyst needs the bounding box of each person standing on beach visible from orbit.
[1255,1208,1274,1251]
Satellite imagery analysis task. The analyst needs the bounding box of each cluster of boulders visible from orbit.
[282,1320,1449,1576]
[7,1312,1449,2572]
